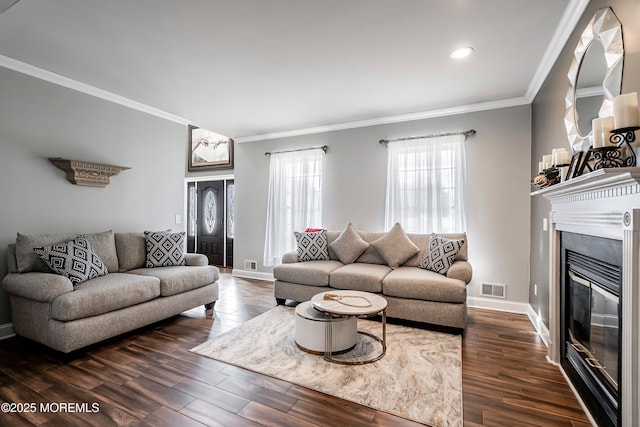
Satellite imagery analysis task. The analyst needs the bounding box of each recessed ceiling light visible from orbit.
[450,46,474,60]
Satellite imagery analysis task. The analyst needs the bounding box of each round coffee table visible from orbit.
[311,290,387,365]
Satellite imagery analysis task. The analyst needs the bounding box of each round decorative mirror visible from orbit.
[564,7,623,152]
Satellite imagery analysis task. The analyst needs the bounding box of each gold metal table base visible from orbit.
[323,310,387,365]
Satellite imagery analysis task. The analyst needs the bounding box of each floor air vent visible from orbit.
[244,260,258,271]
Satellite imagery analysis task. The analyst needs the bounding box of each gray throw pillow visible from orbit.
[33,237,108,285]
[329,223,369,264]
[420,233,465,274]
[370,223,419,269]
[294,230,329,261]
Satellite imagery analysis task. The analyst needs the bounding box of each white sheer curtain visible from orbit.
[384,134,467,233]
[263,149,323,266]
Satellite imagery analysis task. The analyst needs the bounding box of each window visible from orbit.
[384,134,466,233]
[263,149,323,266]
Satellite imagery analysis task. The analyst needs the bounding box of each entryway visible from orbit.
[186,177,234,268]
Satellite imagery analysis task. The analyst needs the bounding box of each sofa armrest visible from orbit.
[447,260,473,284]
[281,251,299,264]
[2,272,73,302]
[184,253,208,266]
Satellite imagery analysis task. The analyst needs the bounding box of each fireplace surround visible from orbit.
[534,167,640,427]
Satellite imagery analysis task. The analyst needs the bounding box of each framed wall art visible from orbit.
[188,125,234,171]
[566,151,584,180]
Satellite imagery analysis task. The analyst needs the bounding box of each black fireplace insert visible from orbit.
[561,232,622,427]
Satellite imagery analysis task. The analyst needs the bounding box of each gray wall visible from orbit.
[235,105,532,304]
[0,67,188,325]
[530,0,640,326]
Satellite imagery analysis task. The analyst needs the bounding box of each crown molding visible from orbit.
[235,97,530,143]
[0,55,193,126]
[525,0,590,102]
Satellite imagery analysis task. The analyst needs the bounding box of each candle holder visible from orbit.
[608,126,640,167]
[590,146,626,169]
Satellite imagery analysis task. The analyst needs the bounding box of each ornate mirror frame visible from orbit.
[564,7,623,152]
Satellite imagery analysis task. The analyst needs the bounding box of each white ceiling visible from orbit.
[0,0,585,142]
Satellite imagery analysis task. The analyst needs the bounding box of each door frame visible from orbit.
[184,174,234,267]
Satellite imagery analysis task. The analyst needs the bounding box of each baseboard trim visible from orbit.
[232,269,275,282]
[0,323,15,340]
[526,304,550,347]
[466,296,530,314]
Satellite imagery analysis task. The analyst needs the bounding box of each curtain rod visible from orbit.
[265,145,328,156]
[378,129,476,144]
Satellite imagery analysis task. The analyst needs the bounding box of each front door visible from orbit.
[197,180,224,266]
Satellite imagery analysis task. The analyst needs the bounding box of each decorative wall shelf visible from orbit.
[49,158,130,187]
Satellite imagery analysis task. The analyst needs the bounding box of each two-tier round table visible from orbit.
[310,290,387,365]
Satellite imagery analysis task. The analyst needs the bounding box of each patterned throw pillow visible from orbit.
[33,237,108,285]
[420,233,465,274]
[294,230,329,261]
[145,231,186,267]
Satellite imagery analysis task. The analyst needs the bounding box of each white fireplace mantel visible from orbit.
[534,167,640,427]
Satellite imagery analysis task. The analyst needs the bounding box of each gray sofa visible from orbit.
[2,230,219,353]
[273,225,471,329]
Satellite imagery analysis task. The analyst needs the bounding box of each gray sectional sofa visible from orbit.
[2,230,219,352]
[273,224,472,329]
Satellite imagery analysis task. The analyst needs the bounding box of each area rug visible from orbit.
[190,306,462,427]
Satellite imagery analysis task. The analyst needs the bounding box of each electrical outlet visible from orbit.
[175,214,182,224]
[543,218,548,231]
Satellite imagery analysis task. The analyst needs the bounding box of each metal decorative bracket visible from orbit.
[49,158,131,187]
[609,126,639,167]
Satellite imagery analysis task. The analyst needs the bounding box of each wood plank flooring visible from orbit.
[0,273,591,426]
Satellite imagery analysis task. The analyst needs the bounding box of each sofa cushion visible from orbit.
[369,223,419,269]
[128,265,219,297]
[294,230,330,261]
[145,231,186,267]
[329,223,369,264]
[273,260,343,287]
[51,273,161,321]
[115,232,146,271]
[16,230,118,273]
[329,263,391,293]
[420,233,465,274]
[34,237,109,285]
[382,267,466,303]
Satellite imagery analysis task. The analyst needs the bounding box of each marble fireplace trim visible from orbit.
[539,168,640,427]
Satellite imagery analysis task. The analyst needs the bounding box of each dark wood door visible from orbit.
[197,180,224,266]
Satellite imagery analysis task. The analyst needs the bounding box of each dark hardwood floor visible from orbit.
[0,274,591,426]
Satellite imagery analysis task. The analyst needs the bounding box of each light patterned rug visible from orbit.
[190,306,462,426]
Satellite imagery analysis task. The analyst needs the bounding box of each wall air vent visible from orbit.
[481,282,506,299]
[244,260,258,271]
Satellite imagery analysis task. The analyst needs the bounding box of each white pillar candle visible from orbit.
[556,150,571,165]
[542,154,552,170]
[613,92,639,129]
[592,116,615,148]
[538,161,543,173]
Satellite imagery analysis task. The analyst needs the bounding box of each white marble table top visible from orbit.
[311,290,387,316]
